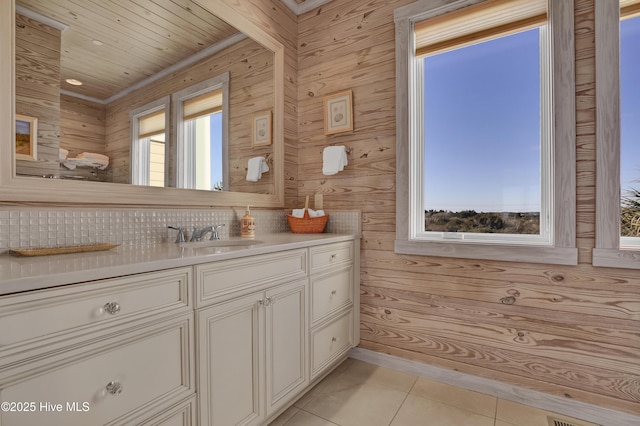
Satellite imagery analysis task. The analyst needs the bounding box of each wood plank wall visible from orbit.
[59,94,109,181]
[296,0,640,415]
[15,13,61,177]
[206,0,299,201]
[105,37,274,193]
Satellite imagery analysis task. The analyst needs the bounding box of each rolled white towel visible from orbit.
[291,208,305,218]
[59,148,69,161]
[308,209,326,217]
[61,157,109,170]
[62,160,76,170]
[77,152,109,162]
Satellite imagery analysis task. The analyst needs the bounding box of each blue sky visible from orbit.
[422,17,640,212]
[210,112,223,188]
[423,29,541,212]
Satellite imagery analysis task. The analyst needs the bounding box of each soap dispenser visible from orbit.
[241,206,256,238]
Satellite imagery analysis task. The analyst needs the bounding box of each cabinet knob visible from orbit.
[330,290,337,296]
[106,381,123,395]
[258,297,273,307]
[103,302,121,315]
[331,337,337,342]
[330,254,338,261]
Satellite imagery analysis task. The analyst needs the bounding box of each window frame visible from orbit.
[593,1,640,269]
[130,96,170,187]
[394,0,577,265]
[172,72,230,191]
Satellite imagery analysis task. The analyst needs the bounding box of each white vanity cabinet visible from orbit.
[0,234,359,426]
[0,267,195,426]
[195,240,359,426]
[195,250,309,426]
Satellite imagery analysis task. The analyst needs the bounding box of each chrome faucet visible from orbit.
[190,224,226,242]
[211,224,225,240]
[167,226,186,243]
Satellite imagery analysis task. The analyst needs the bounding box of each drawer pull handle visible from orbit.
[330,254,338,261]
[106,381,123,395]
[104,302,121,315]
[331,337,337,342]
[330,290,337,296]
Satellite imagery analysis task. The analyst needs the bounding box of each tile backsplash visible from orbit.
[0,207,361,251]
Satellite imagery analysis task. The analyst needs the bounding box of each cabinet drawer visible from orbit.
[309,242,353,273]
[0,268,191,350]
[0,315,193,426]
[137,396,196,426]
[195,249,307,306]
[311,309,354,378]
[311,266,353,324]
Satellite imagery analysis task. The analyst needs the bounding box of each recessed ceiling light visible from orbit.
[65,78,83,86]
[92,39,103,46]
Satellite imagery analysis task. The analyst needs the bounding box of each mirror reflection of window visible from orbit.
[174,72,229,191]
[149,135,166,188]
[130,96,170,187]
[183,90,224,190]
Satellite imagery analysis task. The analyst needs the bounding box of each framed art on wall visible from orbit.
[252,110,272,146]
[15,114,37,161]
[323,90,353,135]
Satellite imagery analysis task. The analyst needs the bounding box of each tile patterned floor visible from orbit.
[269,358,599,426]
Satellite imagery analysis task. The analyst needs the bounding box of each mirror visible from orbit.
[1,0,284,207]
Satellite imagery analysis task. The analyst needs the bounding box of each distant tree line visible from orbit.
[425,210,540,234]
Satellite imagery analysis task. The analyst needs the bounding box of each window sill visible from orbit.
[592,248,640,269]
[395,239,578,265]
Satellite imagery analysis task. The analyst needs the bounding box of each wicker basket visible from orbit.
[287,196,329,233]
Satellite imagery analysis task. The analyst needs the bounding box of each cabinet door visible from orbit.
[265,279,309,416]
[197,292,264,426]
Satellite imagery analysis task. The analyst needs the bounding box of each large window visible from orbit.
[395,0,577,264]
[421,27,548,243]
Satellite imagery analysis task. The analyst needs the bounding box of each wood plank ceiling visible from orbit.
[16,0,240,101]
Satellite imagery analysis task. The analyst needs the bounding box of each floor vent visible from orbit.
[547,417,582,426]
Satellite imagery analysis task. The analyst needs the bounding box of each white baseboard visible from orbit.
[348,348,639,426]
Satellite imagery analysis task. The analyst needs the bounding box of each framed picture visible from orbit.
[15,114,38,161]
[323,90,353,135]
[252,110,272,146]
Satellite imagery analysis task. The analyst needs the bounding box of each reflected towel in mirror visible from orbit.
[246,156,270,181]
[62,152,109,170]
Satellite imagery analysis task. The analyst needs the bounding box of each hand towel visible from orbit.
[291,208,305,218]
[322,146,348,175]
[246,156,270,181]
[308,209,326,217]
[59,148,69,161]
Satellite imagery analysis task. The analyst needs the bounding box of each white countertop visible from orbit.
[0,233,359,296]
